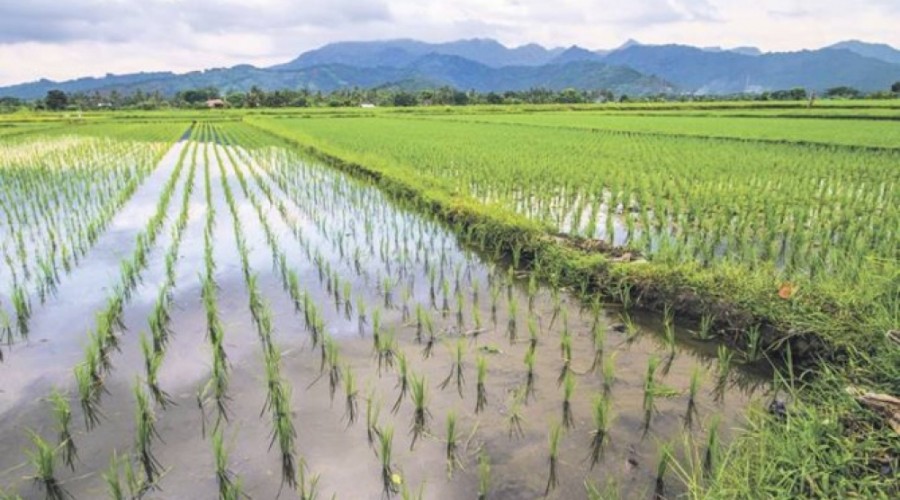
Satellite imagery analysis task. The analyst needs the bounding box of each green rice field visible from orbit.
[0,102,897,499]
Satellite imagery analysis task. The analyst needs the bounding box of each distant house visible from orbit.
[360,103,376,108]
[206,98,226,108]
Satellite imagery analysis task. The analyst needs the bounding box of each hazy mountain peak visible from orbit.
[826,40,900,64]
[2,37,898,100]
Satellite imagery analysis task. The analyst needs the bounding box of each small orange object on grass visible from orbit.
[778,282,796,300]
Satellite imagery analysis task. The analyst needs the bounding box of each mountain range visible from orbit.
[1,38,899,99]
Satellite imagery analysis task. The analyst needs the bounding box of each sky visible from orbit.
[0,0,898,86]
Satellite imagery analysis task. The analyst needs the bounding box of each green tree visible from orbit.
[892,81,900,94]
[392,91,418,107]
[555,88,585,104]
[824,86,861,98]
[45,90,68,110]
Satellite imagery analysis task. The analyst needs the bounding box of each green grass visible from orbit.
[421,112,900,148]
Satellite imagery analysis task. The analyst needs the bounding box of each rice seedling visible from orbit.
[590,320,606,373]
[378,425,399,497]
[507,389,526,439]
[343,364,359,425]
[545,422,563,496]
[685,365,702,429]
[475,354,488,413]
[325,336,342,401]
[663,304,676,355]
[375,329,397,375]
[489,283,500,326]
[212,427,242,499]
[439,339,465,397]
[524,348,537,402]
[297,458,321,500]
[694,313,715,340]
[561,370,576,428]
[366,390,382,448]
[103,451,125,500]
[421,314,437,359]
[643,355,659,432]
[601,352,616,395]
[12,284,31,337]
[414,304,425,343]
[558,325,572,385]
[133,379,163,487]
[441,278,451,316]
[409,373,430,450]
[445,410,461,476]
[25,431,68,500]
[455,289,465,329]
[386,349,409,413]
[74,362,102,431]
[506,294,518,342]
[0,309,12,360]
[620,313,639,343]
[714,345,734,401]
[548,289,562,330]
[140,332,173,408]
[471,305,483,339]
[48,390,77,472]
[745,324,763,362]
[704,415,721,475]
[478,451,491,500]
[588,394,612,468]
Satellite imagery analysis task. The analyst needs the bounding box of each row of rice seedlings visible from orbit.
[198,138,231,430]
[214,131,369,385]
[218,133,336,499]
[140,141,199,410]
[211,136,299,491]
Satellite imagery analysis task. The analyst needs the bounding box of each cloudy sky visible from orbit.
[0,0,898,86]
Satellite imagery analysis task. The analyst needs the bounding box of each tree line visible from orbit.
[2,82,899,112]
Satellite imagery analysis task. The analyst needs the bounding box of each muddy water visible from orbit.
[0,136,767,499]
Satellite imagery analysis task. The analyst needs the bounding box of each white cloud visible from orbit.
[0,0,897,86]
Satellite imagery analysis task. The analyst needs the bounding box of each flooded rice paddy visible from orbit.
[0,125,768,499]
